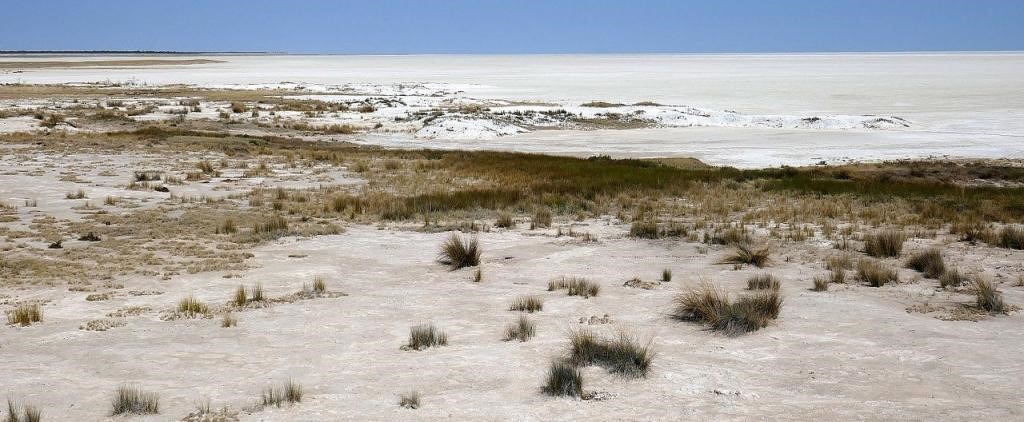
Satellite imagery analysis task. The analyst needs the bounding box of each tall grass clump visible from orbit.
[6,399,41,422]
[548,276,600,298]
[673,283,782,336]
[940,267,969,289]
[261,380,303,407]
[746,274,780,290]
[629,220,659,239]
[177,295,210,317]
[509,295,544,312]
[438,233,481,270]
[531,208,552,229]
[994,226,1024,249]
[864,230,906,258]
[110,385,159,415]
[974,278,1004,313]
[250,283,265,302]
[661,268,672,282]
[504,315,536,342]
[857,259,898,287]
[905,248,945,278]
[405,324,448,350]
[719,243,770,268]
[7,303,42,326]
[253,214,289,234]
[542,361,583,398]
[566,329,653,378]
[399,391,421,409]
[495,213,514,228]
[232,285,247,307]
[812,275,830,291]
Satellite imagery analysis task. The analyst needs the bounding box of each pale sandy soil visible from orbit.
[2,222,1023,421]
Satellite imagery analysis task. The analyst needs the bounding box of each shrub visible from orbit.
[830,268,846,284]
[566,329,652,378]
[438,233,481,270]
[905,248,945,278]
[547,276,600,298]
[504,315,536,342]
[747,274,780,290]
[399,391,420,409]
[177,295,210,317]
[939,267,969,289]
[857,260,898,287]
[495,213,514,228]
[661,268,672,282]
[719,243,770,268]
[217,218,237,234]
[509,295,544,312]
[542,361,583,398]
[531,208,552,229]
[995,226,1024,249]
[673,283,782,335]
[7,303,42,326]
[974,278,1004,313]
[864,230,906,258]
[405,324,448,350]
[110,385,159,415]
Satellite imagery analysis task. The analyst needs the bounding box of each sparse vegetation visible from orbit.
[222,312,237,327]
[6,399,41,422]
[720,243,770,268]
[399,391,420,409]
[542,361,583,397]
[857,259,898,287]
[566,329,652,378]
[405,324,448,350]
[177,294,210,318]
[261,380,303,407]
[661,268,672,282]
[747,273,780,290]
[531,208,552,229]
[509,295,544,312]
[110,385,159,415]
[7,303,42,326]
[547,276,600,298]
[495,212,514,228]
[974,278,1004,313]
[438,233,481,270]
[940,267,969,289]
[504,315,536,342]
[812,275,830,291]
[993,226,1024,249]
[673,282,782,335]
[65,189,86,199]
[905,248,945,278]
[864,230,907,258]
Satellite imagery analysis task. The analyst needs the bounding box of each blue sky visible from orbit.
[2,0,1022,53]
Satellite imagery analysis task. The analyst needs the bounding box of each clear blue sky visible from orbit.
[3,0,1022,54]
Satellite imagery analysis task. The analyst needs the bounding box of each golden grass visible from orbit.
[6,303,42,326]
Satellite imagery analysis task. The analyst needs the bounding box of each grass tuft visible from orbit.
[509,295,544,312]
[994,226,1024,249]
[177,295,210,317]
[864,230,906,258]
[905,248,945,278]
[405,324,448,350]
[661,268,672,282]
[939,267,969,289]
[673,282,782,335]
[547,276,600,298]
[857,259,898,287]
[495,213,514,228]
[110,385,159,415]
[719,243,770,268]
[746,273,780,290]
[812,275,830,291]
[566,329,652,378]
[399,391,421,409]
[503,315,536,342]
[542,361,583,398]
[232,285,247,307]
[438,233,481,270]
[261,380,303,407]
[974,278,1004,313]
[531,208,552,229]
[7,303,42,326]
[6,399,41,422]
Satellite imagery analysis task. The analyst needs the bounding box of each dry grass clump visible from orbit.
[673,283,782,335]
[253,214,289,234]
[746,273,780,290]
[719,243,770,268]
[661,268,672,282]
[405,324,448,350]
[994,226,1024,249]
[905,248,945,278]
[438,233,481,270]
[864,230,906,258]
[312,276,327,294]
[566,329,653,378]
[216,218,237,235]
[974,278,1004,313]
[7,303,42,326]
[110,385,159,415]
[6,399,41,422]
[542,361,583,397]
[857,259,898,287]
[261,380,303,407]
[531,208,552,229]
[629,220,659,239]
[230,102,246,113]
[812,275,830,291]
[65,189,86,199]
[509,295,544,312]
[177,294,210,317]
[504,315,536,342]
[232,284,248,306]
[547,276,600,298]
[495,212,514,228]
[940,267,969,289]
[222,312,237,328]
[825,254,853,271]
[399,391,421,409]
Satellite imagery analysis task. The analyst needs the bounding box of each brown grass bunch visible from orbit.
[673,282,782,335]
[110,385,159,415]
[7,303,42,326]
[503,315,536,342]
[405,324,448,350]
[548,276,600,298]
[509,295,544,312]
[720,243,770,268]
[746,273,781,290]
[542,361,583,397]
[438,233,481,270]
[974,278,1004,313]
[566,329,653,378]
[857,260,898,287]
[864,230,906,258]
[905,248,945,279]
